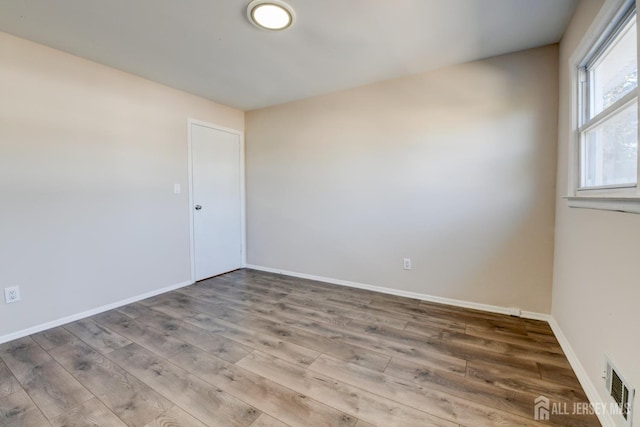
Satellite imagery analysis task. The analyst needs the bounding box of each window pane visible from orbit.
[589,17,637,119]
[582,102,638,188]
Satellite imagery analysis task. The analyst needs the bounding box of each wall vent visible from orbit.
[605,355,635,426]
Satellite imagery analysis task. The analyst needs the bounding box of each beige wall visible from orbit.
[0,32,243,338]
[553,0,640,418]
[246,46,559,313]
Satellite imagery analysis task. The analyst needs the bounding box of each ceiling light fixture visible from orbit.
[247,0,295,31]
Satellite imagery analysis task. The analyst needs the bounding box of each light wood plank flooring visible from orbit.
[0,269,600,426]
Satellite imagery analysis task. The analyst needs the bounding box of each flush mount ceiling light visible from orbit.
[247,0,295,31]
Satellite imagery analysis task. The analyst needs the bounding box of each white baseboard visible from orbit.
[245,264,550,321]
[547,317,616,427]
[0,280,194,345]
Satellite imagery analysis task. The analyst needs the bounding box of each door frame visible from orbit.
[187,118,246,283]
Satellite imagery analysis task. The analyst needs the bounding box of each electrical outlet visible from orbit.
[4,286,21,304]
[403,258,412,270]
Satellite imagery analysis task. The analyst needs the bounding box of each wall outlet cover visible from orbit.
[4,286,21,304]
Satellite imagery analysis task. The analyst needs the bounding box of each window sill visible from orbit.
[565,195,640,214]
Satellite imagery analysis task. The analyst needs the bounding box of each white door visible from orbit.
[190,122,242,281]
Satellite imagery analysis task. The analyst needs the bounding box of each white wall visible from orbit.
[0,32,243,339]
[553,0,640,423]
[246,46,559,314]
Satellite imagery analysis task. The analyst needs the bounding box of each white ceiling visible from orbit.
[0,0,578,111]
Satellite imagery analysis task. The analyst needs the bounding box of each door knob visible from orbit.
[195,205,202,210]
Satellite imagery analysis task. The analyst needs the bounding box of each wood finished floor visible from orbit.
[0,269,600,427]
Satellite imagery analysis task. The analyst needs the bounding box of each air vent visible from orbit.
[605,355,634,426]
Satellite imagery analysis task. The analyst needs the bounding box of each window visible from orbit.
[578,3,638,191]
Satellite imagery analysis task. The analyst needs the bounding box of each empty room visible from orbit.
[0,0,638,426]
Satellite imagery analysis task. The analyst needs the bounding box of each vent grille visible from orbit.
[605,355,634,425]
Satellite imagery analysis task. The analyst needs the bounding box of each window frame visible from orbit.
[566,0,640,214]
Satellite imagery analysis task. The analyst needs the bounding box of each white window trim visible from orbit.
[565,0,640,214]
